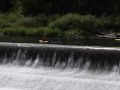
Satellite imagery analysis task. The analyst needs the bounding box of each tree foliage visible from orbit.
[0,0,120,16]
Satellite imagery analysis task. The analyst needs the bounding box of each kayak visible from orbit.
[115,39,120,41]
[39,40,48,44]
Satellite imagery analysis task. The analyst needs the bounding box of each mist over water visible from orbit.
[0,43,120,90]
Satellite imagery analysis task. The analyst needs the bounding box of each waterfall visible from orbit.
[0,42,120,90]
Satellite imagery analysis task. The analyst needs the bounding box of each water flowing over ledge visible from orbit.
[0,42,120,71]
[0,42,120,90]
[1,42,120,51]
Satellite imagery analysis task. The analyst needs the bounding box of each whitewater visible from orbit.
[0,43,119,90]
[0,64,120,90]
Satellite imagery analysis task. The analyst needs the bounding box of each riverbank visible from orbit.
[1,13,120,39]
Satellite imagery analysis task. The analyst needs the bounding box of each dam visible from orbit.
[0,42,120,90]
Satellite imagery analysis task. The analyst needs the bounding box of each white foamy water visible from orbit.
[0,88,21,90]
[0,65,120,90]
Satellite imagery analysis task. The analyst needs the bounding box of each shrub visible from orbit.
[49,13,98,31]
[0,13,23,28]
[5,13,23,23]
[64,29,81,36]
[17,17,37,27]
[48,14,61,23]
[113,16,120,31]
[96,16,113,31]
[95,16,120,32]
[17,14,50,27]
[0,14,11,28]
[26,27,62,37]
[3,26,29,36]
[3,26,62,37]
[33,14,49,27]
[63,28,92,38]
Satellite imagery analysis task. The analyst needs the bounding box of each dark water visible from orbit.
[0,35,120,47]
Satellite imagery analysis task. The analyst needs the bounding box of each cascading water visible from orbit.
[0,42,120,90]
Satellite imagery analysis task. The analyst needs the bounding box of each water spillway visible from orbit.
[0,42,120,90]
[0,42,120,70]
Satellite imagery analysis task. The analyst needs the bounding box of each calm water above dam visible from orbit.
[0,43,120,90]
[0,35,120,47]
